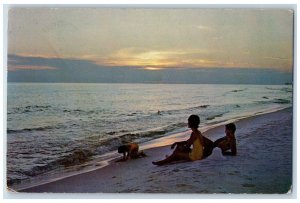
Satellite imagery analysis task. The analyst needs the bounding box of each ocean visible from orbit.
[6,83,292,188]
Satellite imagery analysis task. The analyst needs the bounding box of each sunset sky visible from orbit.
[7,7,294,83]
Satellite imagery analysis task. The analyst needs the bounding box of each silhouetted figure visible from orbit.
[213,123,237,156]
[117,143,146,162]
[152,115,206,166]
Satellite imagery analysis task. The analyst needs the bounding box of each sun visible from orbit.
[144,66,162,71]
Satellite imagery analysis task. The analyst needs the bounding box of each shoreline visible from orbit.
[14,107,293,194]
[10,106,289,191]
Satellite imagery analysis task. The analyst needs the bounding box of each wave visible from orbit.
[265,87,292,93]
[157,104,210,116]
[56,149,95,167]
[272,99,290,104]
[76,122,188,156]
[7,125,57,134]
[8,105,51,114]
[206,113,226,121]
[222,88,248,96]
[280,87,292,93]
[7,122,187,185]
[192,105,210,109]
[62,109,102,116]
[229,88,247,93]
[8,105,103,116]
[7,110,190,182]
[256,98,291,105]
[7,149,95,186]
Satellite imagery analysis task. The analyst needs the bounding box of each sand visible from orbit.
[16,107,293,194]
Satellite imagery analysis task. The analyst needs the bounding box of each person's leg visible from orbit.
[152,153,178,166]
[174,142,191,153]
[138,151,147,157]
[131,151,147,159]
[176,152,190,160]
[152,151,190,166]
[130,147,139,159]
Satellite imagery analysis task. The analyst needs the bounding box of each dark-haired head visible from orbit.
[118,145,128,153]
[225,123,236,133]
[188,115,200,129]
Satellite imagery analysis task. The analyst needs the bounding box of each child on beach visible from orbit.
[152,115,206,166]
[117,143,146,162]
[213,123,237,156]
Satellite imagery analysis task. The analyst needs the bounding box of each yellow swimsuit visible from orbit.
[189,136,204,161]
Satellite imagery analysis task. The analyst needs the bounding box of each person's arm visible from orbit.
[213,137,226,148]
[115,152,128,162]
[222,138,237,156]
[126,150,131,159]
[123,152,129,160]
[171,141,188,149]
[123,145,131,160]
[185,133,197,148]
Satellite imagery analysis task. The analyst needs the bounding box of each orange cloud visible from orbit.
[11,48,292,72]
[94,48,218,68]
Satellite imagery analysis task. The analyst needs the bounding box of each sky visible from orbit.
[6,7,294,84]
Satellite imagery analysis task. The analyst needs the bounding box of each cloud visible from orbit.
[8,65,57,71]
[8,49,293,75]
[93,47,277,69]
[7,54,292,84]
[95,48,187,68]
[14,53,65,59]
[7,54,99,72]
[94,47,222,68]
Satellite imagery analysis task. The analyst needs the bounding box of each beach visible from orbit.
[18,107,293,194]
[5,6,295,198]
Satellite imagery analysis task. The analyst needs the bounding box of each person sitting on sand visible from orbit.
[117,143,146,162]
[213,123,237,156]
[152,115,206,166]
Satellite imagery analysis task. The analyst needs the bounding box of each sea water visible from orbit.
[6,83,292,188]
